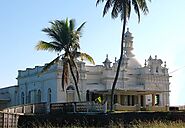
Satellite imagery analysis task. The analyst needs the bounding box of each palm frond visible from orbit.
[79,53,95,65]
[127,0,131,20]
[49,41,64,50]
[137,0,149,15]
[69,19,75,31]
[65,18,69,27]
[96,0,105,6]
[76,22,86,36]
[132,0,141,22]
[111,0,120,19]
[97,0,150,22]
[71,40,80,50]
[50,21,63,40]
[120,1,127,21]
[35,41,61,52]
[42,27,61,43]
[46,20,70,49]
[103,0,113,17]
[38,56,60,76]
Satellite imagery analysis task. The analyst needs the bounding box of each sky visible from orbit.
[0,0,185,106]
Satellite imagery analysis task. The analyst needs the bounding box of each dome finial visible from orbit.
[103,54,112,69]
[144,59,147,67]
[148,55,152,60]
[127,28,129,32]
[164,61,167,67]
[155,55,157,59]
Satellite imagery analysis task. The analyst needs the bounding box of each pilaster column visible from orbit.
[143,95,146,108]
[137,95,141,107]
[129,95,132,106]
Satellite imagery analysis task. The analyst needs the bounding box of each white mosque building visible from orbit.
[0,29,170,111]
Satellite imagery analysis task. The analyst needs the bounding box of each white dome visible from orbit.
[127,57,141,69]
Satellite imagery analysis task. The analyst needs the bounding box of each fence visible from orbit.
[1,101,105,127]
[3,102,105,115]
[3,102,48,114]
[50,101,105,113]
[0,111,22,128]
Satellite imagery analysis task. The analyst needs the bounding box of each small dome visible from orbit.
[125,28,132,37]
[103,58,111,63]
[103,54,111,64]
[148,55,152,60]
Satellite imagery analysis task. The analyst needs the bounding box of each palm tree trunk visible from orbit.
[68,61,81,101]
[62,66,65,91]
[110,10,127,112]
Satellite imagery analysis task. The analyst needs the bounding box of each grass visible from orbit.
[131,120,185,128]
[19,120,185,128]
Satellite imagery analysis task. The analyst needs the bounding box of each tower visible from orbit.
[121,28,141,88]
[124,28,134,58]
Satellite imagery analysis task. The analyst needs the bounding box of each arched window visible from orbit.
[28,91,31,103]
[155,94,160,105]
[38,90,41,103]
[156,67,159,73]
[47,88,51,103]
[14,91,17,105]
[21,92,25,104]
[86,90,90,101]
[66,85,75,102]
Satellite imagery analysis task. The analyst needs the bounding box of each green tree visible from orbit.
[96,0,150,111]
[36,18,95,101]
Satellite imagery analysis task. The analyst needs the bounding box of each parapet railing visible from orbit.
[2,101,106,115]
[50,101,105,113]
[0,111,23,128]
[3,102,48,114]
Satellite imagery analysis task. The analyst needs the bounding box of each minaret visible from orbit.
[123,28,134,58]
[120,28,135,68]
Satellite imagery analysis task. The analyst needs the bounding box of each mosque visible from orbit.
[0,29,170,111]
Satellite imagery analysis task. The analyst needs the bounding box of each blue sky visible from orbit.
[0,0,185,106]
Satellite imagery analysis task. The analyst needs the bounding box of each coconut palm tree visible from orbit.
[36,18,95,101]
[96,0,150,111]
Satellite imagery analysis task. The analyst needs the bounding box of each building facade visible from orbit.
[0,29,170,111]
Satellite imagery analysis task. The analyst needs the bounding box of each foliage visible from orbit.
[36,18,95,101]
[96,0,151,111]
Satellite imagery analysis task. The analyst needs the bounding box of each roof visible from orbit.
[0,93,10,102]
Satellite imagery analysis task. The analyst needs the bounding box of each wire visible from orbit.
[169,66,185,74]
